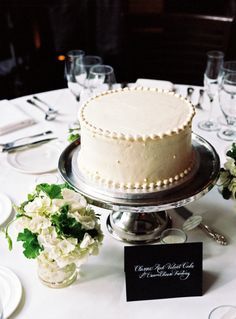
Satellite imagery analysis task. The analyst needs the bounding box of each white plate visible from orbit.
[0,193,12,225]
[0,266,22,318]
[7,141,64,174]
[135,78,174,91]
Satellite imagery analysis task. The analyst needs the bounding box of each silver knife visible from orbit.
[175,206,228,245]
[2,137,57,152]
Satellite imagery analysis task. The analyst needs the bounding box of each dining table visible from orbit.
[0,83,235,319]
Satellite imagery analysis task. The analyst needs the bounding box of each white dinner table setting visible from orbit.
[0,79,236,319]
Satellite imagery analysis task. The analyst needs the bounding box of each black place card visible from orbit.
[124,242,202,302]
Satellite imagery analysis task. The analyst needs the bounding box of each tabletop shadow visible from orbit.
[202,271,218,294]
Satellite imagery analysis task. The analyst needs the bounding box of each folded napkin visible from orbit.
[0,100,35,136]
[135,78,174,91]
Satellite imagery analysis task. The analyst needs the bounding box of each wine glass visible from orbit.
[198,50,224,131]
[75,55,103,101]
[217,61,236,140]
[65,49,85,101]
[0,297,3,319]
[208,305,236,319]
[87,64,117,96]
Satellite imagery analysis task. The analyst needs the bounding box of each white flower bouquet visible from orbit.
[6,183,103,269]
[219,143,236,199]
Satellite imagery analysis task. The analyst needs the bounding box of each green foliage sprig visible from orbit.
[219,143,236,199]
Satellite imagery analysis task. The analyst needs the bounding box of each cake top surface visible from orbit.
[79,87,195,139]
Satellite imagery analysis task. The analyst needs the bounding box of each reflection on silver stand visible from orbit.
[58,134,220,244]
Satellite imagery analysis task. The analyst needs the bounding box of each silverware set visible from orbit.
[0,130,56,152]
[27,96,58,121]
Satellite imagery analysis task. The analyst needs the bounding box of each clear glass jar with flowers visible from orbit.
[5,183,103,288]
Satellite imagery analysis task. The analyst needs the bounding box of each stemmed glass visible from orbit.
[0,297,3,319]
[208,305,236,319]
[65,49,85,101]
[217,61,236,140]
[198,51,224,131]
[75,55,103,101]
[87,65,117,96]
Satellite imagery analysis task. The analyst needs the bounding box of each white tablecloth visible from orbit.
[0,85,235,319]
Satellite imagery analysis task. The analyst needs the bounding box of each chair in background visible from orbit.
[160,13,235,85]
[125,11,235,85]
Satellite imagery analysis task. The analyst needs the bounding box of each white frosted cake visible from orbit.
[78,87,195,189]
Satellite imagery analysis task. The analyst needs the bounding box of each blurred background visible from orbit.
[0,0,236,99]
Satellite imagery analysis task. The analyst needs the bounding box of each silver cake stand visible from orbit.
[58,133,220,244]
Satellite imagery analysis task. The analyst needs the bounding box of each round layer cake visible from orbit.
[78,87,195,189]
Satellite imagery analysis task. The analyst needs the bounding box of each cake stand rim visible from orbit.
[58,133,220,211]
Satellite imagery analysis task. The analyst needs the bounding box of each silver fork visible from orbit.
[0,130,53,148]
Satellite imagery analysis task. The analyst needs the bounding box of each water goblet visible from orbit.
[198,50,224,131]
[87,64,117,96]
[217,61,236,140]
[0,297,3,319]
[75,55,103,101]
[65,49,85,101]
[208,305,236,319]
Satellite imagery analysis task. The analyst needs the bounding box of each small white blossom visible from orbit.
[219,170,231,187]
[225,158,236,176]
[61,188,87,210]
[80,233,95,249]
[57,238,77,254]
[28,216,51,233]
[229,177,236,198]
[69,211,96,230]
[24,196,52,216]
[37,227,60,247]
[15,216,31,231]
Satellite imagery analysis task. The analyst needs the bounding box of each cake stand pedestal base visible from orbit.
[106,210,172,244]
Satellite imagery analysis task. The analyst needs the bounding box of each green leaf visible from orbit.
[17,229,43,259]
[222,187,232,200]
[3,215,20,251]
[36,183,63,199]
[5,228,12,251]
[51,205,98,240]
[35,183,72,199]
[68,133,80,143]
[226,143,236,161]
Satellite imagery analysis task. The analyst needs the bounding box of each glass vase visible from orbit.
[37,258,77,288]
